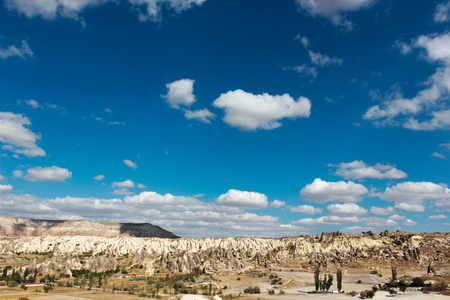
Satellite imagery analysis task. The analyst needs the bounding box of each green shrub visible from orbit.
[366,290,375,298]
[7,281,18,287]
[243,286,260,294]
[279,289,285,294]
[20,284,28,290]
[268,289,275,294]
[357,279,362,284]
[411,277,424,287]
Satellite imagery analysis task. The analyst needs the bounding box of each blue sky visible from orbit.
[1,0,450,238]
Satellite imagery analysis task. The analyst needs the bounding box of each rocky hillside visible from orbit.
[0,216,179,238]
[0,230,448,277]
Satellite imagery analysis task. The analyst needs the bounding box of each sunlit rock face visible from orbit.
[1,218,449,277]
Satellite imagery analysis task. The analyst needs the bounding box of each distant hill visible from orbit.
[0,216,179,238]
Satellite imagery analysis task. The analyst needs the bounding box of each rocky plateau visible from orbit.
[1,217,449,280]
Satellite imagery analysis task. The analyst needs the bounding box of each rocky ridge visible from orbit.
[1,231,449,277]
[0,216,179,238]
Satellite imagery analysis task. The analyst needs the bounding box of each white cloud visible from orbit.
[300,178,368,203]
[293,215,359,226]
[5,0,206,22]
[0,184,13,194]
[289,204,322,214]
[94,175,105,181]
[24,99,42,109]
[434,1,450,23]
[184,108,215,123]
[431,152,447,160]
[365,33,450,131]
[295,0,375,30]
[360,217,398,227]
[332,160,407,180]
[308,51,343,66]
[402,219,417,226]
[0,174,5,181]
[162,79,196,109]
[440,143,450,150]
[127,0,207,22]
[0,40,33,59]
[12,170,23,178]
[112,179,135,188]
[123,159,137,170]
[294,34,309,48]
[388,214,406,221]
[213,89,311,131]
[24,166,72,182]
[290,64,318,78]
[105,108,112,113]
[381,181,450,203]
[327,203,367,216]
[112,188,135,195]
[216,189,268,209]
[0,112,46,157]
[0,184,312,237]
[370,206,399,215]
[429,214,447,220]
[137,183,146,189]
[270,200,285,208]
[395,202,426,212]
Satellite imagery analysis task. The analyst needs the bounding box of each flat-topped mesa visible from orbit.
[0,216,179,238]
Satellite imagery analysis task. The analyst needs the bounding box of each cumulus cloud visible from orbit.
[0,184,298,238]
[24,166,72,182]
[123,159,137,170]
[293,215,359,226]
[5,0,206,22]
[434,1,450,23]
[112,179,134,188]
[0,40,33,59]
[429,214,447,220]
[94,175,105,180]
[394,202,425,212]
[300,178,368,203]
[270,200,285,208]
[163,79,196,109]
[370,206,399,215]
[331,160,407,180]
[379,181,450,212]
[360,217,398,227]
[0,112,46,157]
[388,214,406,221]
[112,188,134,195]
[289,204,322,214]
[0,184,14,194]
[381,181,450,203]
[364,32,450,131]
[184,108,215,123]
[12,170,23,178]
[295,0,375,30]
[327,203,367,216]
[216,189,268,209]
[403,219,417,226]
[213,89,311,131]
